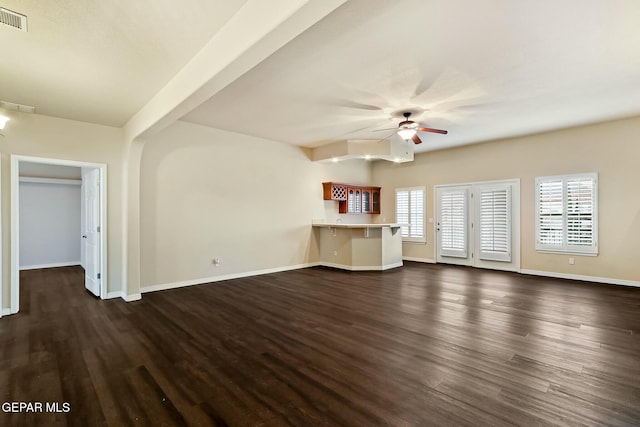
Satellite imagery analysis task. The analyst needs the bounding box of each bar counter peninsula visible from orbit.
[312,223,403,271]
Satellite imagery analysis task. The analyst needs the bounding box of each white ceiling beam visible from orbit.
[123,0,347,141]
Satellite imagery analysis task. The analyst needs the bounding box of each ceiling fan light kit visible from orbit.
[390,112,448,145]
[398,127,417,140]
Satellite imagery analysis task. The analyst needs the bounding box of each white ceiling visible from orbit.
[182,0,640,152]
[2,0,640,152]
[0,0,249,127]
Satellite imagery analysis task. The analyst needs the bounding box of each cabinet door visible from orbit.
[347,187,362,213]
[353,188,361,213]
[347,188,356,212]
[362,189,371,213]
[371,188,380,214]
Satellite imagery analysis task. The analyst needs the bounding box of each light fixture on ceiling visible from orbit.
[397,127,416,141]
[0,115,9,130]
[397,113,419,141]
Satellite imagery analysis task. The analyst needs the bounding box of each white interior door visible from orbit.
[82,168,101,297]
[436,180,520,272]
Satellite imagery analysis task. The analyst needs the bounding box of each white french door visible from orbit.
[436,180,520,272]
[437,186,470,260]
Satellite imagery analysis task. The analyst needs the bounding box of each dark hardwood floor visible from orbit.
[1,263,640,426]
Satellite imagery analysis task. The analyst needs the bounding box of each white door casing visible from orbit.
[9,155,108,315]
[436,179,520,272]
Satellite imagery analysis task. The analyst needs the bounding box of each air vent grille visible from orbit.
[0,101,35,113]
[0,7,27,32]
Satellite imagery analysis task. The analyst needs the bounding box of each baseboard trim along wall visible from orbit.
[123,293,142,302]
[521,269,640,288]
[105,291,142,302]
[141,263,321,294]
[318,262,403,271]
[20,261,81,271]
[134,263,640,299]
[105,292,122,300]
[403,257,436,264]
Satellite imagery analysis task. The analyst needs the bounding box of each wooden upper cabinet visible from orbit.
[322,182,347,201]
[323,182,381,214]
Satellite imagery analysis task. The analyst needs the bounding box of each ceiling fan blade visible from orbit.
[411,134,422,144]
[417,127,448,135]
[338,100,383,111]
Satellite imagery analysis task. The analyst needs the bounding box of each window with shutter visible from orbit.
[395,187,426,243]
[439,188,467,258]
[479,187,511,262]
[536,173,597,255]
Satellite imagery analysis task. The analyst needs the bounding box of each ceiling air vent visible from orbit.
[0,7,27,32]
[0,101,35,113]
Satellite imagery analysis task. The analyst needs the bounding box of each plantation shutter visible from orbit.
[537,179,564,247]
[566,177,595,250]
[409,189,425,239]
[536,173,597,254]
[479,186,511,262]
[439,188,467,258]
[396,190,410,238]
[396,187,426,242]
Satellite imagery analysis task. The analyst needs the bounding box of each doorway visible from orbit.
[435,179,520,272]
[9,155,107,315]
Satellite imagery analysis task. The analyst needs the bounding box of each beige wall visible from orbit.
[372,115,640,282]
[139,121,372,288]
[1,112,126,309]
[4,110,637,309]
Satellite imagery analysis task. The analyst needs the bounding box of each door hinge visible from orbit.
[97,273,101,280]
[97,226,101,232]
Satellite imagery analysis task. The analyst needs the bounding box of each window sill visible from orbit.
[402,239,427,245]
[535,249,598,257]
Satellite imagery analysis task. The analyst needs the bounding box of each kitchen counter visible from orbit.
[312,223,403,271]
[312,223,401,229]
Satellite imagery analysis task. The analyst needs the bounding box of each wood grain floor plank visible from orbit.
[1,264,640,426]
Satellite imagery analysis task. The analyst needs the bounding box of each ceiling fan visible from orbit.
[376,112,448,144]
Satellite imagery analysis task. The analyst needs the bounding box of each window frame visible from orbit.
[535,172,598,256]
[395,186,426,243]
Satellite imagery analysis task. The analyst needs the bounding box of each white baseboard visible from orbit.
[123,293,142,302]
[521,269,640,288]
[105,291,142,302]
[403,257,436,264]
[141,263,320,294]
[318,261,403,271]
[105,291,121,299]
[20,261,81,271]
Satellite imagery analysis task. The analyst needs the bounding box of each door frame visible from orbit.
[434,178,521,273]
[10,155,108,314]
